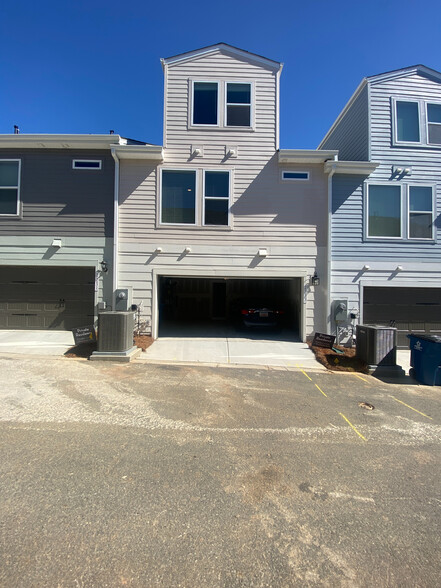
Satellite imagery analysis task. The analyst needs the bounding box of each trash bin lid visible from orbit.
[407,333,441,343]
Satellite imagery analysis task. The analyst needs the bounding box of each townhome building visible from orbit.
[114,43,336,342]
[0,134,129,330]
[319,65,441,347]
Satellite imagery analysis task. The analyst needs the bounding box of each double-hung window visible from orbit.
[0,160,20,216]
[191,80,252,128]
[226,83,251,127]
[160,169,230,227]
[203,171,230,225]
[367,183,435,240]
[408,186,434,239]
[393,98,441,146]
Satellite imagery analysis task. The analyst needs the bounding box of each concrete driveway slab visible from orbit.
[0,329,74,355]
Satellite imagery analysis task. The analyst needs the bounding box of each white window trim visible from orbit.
[189,80,220,128]
[72,159,102,169]
[281,170,310,181]
[202,169,231,227]
[365,182,403,240]
[224,81,254,130]
[407,184,435,241]
[159,168,198,227]
[392,97,422,146]
[425,100,441,146]
[0,159,21,216]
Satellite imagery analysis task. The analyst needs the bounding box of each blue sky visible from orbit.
[1,0,440,148]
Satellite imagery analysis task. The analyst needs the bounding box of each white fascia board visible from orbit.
[0,134,126,149]
[113,144,164,160]
[367,64,441,85]
[162,43,282,72]
[278,149,338,164]
[318,79,367,149]
[324,160,379,175]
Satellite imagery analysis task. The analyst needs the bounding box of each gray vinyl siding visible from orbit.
[331,174,441,261]
[0,149,114,237]
[320,84,369,161]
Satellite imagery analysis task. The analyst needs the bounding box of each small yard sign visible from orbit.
[72,325,96,345]
[312,332,335,349]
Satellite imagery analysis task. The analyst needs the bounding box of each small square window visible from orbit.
[193,82,218,125]
[0,160,20,215]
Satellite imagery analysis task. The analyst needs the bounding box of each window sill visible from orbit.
[157,224,233,231]
[364,236,436,243]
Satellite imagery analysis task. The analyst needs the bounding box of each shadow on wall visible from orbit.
[331,175,364,214]
[118,163,158,204]
[230,155,327,247]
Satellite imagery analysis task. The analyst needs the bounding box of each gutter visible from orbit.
[326,160,337,333]
[111,148,120,308]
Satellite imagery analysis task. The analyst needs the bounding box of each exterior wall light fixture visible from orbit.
[311,271,320,286]
[258,248,268,257]
[100,260,109,273]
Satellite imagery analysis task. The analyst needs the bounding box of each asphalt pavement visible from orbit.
[1,356,440,587]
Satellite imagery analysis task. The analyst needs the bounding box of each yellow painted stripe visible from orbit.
[354,374,369,382]
[390,396,432,420]
[315,383,328,397]
[299,368,312,381]
[339,412,367,441]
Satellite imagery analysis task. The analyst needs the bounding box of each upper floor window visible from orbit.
[281,171,309,181]
[393,98,441,146]
[0,159,20,216]
[192,82,218,126]
[160,168,230,227]
[191,80,252,129]
[226,83,251,127]
[367,183,435,240]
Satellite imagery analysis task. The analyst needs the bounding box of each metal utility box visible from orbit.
[356,324,397,367]
[115,288,132,312]
[97,311,134,352]
[333,299,348,322]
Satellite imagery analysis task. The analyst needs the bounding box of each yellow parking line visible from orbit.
[390,396,432,420]
[339,412,367,441]
[354,374,369,382]
[298,367,312,381]
[315,384,328,398]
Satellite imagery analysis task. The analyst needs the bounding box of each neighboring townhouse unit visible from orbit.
[0,134,129,330]
[115,44,337,341]
[319,65,441,347]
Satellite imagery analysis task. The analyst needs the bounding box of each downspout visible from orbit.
[111,147,120,308]
[326,159,337,333]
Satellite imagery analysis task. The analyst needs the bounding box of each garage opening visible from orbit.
[158,276,302,340]
[0,266,95,330]
[363,286,441,348]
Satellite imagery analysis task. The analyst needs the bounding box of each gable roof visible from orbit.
[161,43,282,72]
[318,64,441,149]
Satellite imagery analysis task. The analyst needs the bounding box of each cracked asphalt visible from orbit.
[1,356,440,587]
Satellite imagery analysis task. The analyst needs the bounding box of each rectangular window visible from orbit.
[161,170,196,224]
[193,82,218,125]
[203,171,230,226]
[396,101,420,143]
[409,186,433,239]
[73,160,102,169]
[0,160,20,215]
[368,185,401,238]
[282,171,309,181]
[226,83,251,127]
[427,103,441,145]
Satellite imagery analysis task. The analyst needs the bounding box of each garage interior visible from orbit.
[0,266,95,330]
[158,276,302,339]
[363,286,441,348]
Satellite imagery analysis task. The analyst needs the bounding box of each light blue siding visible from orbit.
[320,84,369,161]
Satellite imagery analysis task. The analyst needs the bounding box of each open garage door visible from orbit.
[158,276,301,339]
[363,286,441,348]
[0,266,95,330]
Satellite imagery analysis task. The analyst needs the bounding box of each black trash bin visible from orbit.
[407,333,441,386]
